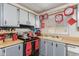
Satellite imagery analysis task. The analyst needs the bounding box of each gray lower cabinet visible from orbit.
[54,42,66,56]
[40,39,66,56]
[5,43,23,56]
[0,43,23,56]
[0,48,5,56]
[46,40,55,56]
[39,39,47,56]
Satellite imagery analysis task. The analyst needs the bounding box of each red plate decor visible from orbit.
[64,6,74,16]
[55,14,63,24]
[39,15,44,20]
[43,13,48,19]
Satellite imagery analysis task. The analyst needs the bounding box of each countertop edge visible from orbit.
[0,39,23,48]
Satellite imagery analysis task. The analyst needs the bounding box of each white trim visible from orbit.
[39,3,77,15]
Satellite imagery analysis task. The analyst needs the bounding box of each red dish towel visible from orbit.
[35,39,39,50]
[26,42,32,56]
[12,33,18,41]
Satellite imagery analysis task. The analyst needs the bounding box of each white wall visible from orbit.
[41,5,79,37]
[68,9,79,37]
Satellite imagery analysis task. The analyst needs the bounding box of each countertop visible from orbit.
[0,35,79,48]
[0,31,17,34]
[0,39,23,48]
[38,36,79,46]
[62,36,79,46]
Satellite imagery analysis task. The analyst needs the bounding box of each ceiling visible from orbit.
[18,3,65,14]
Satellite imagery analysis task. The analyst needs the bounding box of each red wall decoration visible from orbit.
[41,19,45,28]
[64,6,74,16]
[55,14,63,24]
[43,13,48,19]
[41,23,45,28]
[40,13,48,29]
[67,18,77,25]
[39,15,44,20]
[39,13,48,20]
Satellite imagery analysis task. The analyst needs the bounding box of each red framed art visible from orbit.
[55,14,63,24]
[43,13,48,19]
[64,6,74,16]
[39,15,44,20]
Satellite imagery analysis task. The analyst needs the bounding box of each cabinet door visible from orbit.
[5,43,23,56]
[3,3,19,27]
[19,9,29,25]
[29,13,35,26]
[39,39,47,56]
[77,5,79,27]
[0,48,5,56]
[47,40,54,56]
[55,42,66,56]
[0,4,2,26]
[18,43,23,56]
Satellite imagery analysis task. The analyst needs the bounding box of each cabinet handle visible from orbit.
[44,41,46,44]
[17,20,19,25]
[3,49,5,54]
[26,21,28,24]
[56,44,58,47]
[51,42,53,46]
[29,21,30,24]
[17,8,19,11]
[5,20,7,25]
[18,45,20,50]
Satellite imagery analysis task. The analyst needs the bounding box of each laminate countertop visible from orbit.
[38,36,79,46]
[0,39,23,48]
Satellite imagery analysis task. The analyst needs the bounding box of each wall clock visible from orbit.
[55,14,63,24]
[64,6,74,16]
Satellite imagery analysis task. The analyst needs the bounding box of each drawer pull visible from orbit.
[44,41,46,44]
[56,44,58,47]
[3,49,5,53]
[51,43,53,46]
[18,45,20,50]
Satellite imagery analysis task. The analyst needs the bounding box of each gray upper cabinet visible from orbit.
[29,13,35,26]
[19,9,29,25]
[0,4,3,26]
[54,42,66,56]
[0,3,19,27]
[0,3,37,27]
